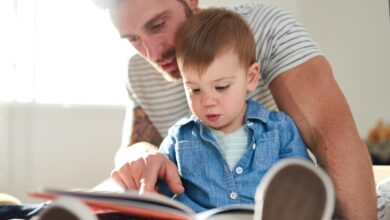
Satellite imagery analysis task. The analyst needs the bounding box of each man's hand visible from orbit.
[111,142,184,195]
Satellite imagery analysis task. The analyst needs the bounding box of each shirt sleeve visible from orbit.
[277,112,311,160]
[158,128,178,164]
[237,3,322,87]
[126,55,142,109]
[156,129,178,197]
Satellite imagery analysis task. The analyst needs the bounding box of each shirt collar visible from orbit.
[245,99,269,124]
[174,114,197,127]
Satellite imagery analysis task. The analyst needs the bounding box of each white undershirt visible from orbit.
[210,126,249,170]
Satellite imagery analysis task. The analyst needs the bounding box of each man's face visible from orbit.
[111,0,191,80]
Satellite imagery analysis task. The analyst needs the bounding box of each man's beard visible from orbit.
[151,62,181,81]
[149,47,181,81]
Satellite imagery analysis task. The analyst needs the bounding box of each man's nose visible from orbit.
[141,38,164,62]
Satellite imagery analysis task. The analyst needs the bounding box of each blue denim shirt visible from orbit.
[158,99,311,212]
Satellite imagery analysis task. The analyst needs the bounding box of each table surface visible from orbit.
[373,165,390,183]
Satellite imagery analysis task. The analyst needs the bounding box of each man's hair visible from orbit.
[92,0,192,17]
[92,0,121,10]
[176,8,256,76]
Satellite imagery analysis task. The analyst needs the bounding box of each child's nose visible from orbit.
[201,94,217,106]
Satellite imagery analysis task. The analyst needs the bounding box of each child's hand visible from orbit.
[111,142,184,195]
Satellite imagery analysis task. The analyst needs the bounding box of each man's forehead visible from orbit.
[112,0,174,36]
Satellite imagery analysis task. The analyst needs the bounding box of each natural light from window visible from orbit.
[0,0,135,105]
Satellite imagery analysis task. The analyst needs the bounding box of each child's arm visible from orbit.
[158,133,178,163]
[155,130,185,195]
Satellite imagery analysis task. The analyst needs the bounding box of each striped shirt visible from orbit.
[126,3,321,138]
[210,127,249,170]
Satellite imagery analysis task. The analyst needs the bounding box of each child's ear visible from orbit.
[247,62,260,92]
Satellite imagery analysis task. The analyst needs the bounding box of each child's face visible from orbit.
[180,50,259,133]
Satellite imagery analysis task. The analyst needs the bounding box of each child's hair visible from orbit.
[176,8,256,77]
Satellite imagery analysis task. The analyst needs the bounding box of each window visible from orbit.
[0,0,135,105]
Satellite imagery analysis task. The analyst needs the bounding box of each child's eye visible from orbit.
[215,85,230,91]
[188,88,200,94]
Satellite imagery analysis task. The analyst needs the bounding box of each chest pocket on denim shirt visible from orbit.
[252,130,280,170]
[175,141,204,178]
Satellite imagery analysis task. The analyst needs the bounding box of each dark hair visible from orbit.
[176,8,256,76]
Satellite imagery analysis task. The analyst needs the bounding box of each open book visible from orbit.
[29,188,254,220]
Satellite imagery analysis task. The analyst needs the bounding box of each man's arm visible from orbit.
[114,106,162,167]
[128,107,163,147]
[269,55,376,219]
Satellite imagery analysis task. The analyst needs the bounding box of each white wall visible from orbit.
[296,0,390,137]
[0,0,389,203]
[0,103,125,202]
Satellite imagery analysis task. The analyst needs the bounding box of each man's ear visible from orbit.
[247,62,260,92]
[186,0,199,12]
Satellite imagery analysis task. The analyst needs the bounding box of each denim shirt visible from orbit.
[158,99,311,212]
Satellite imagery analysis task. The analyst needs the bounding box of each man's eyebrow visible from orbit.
[144,10,170,29]
[120,32,135,39]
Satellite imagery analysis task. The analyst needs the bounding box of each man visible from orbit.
[96,0,376,219]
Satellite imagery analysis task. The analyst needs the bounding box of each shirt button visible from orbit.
[252,143,257,150]
[230,192,238,200]
[236,167,243,174]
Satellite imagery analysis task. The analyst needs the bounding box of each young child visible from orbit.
[157,8,312,212]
